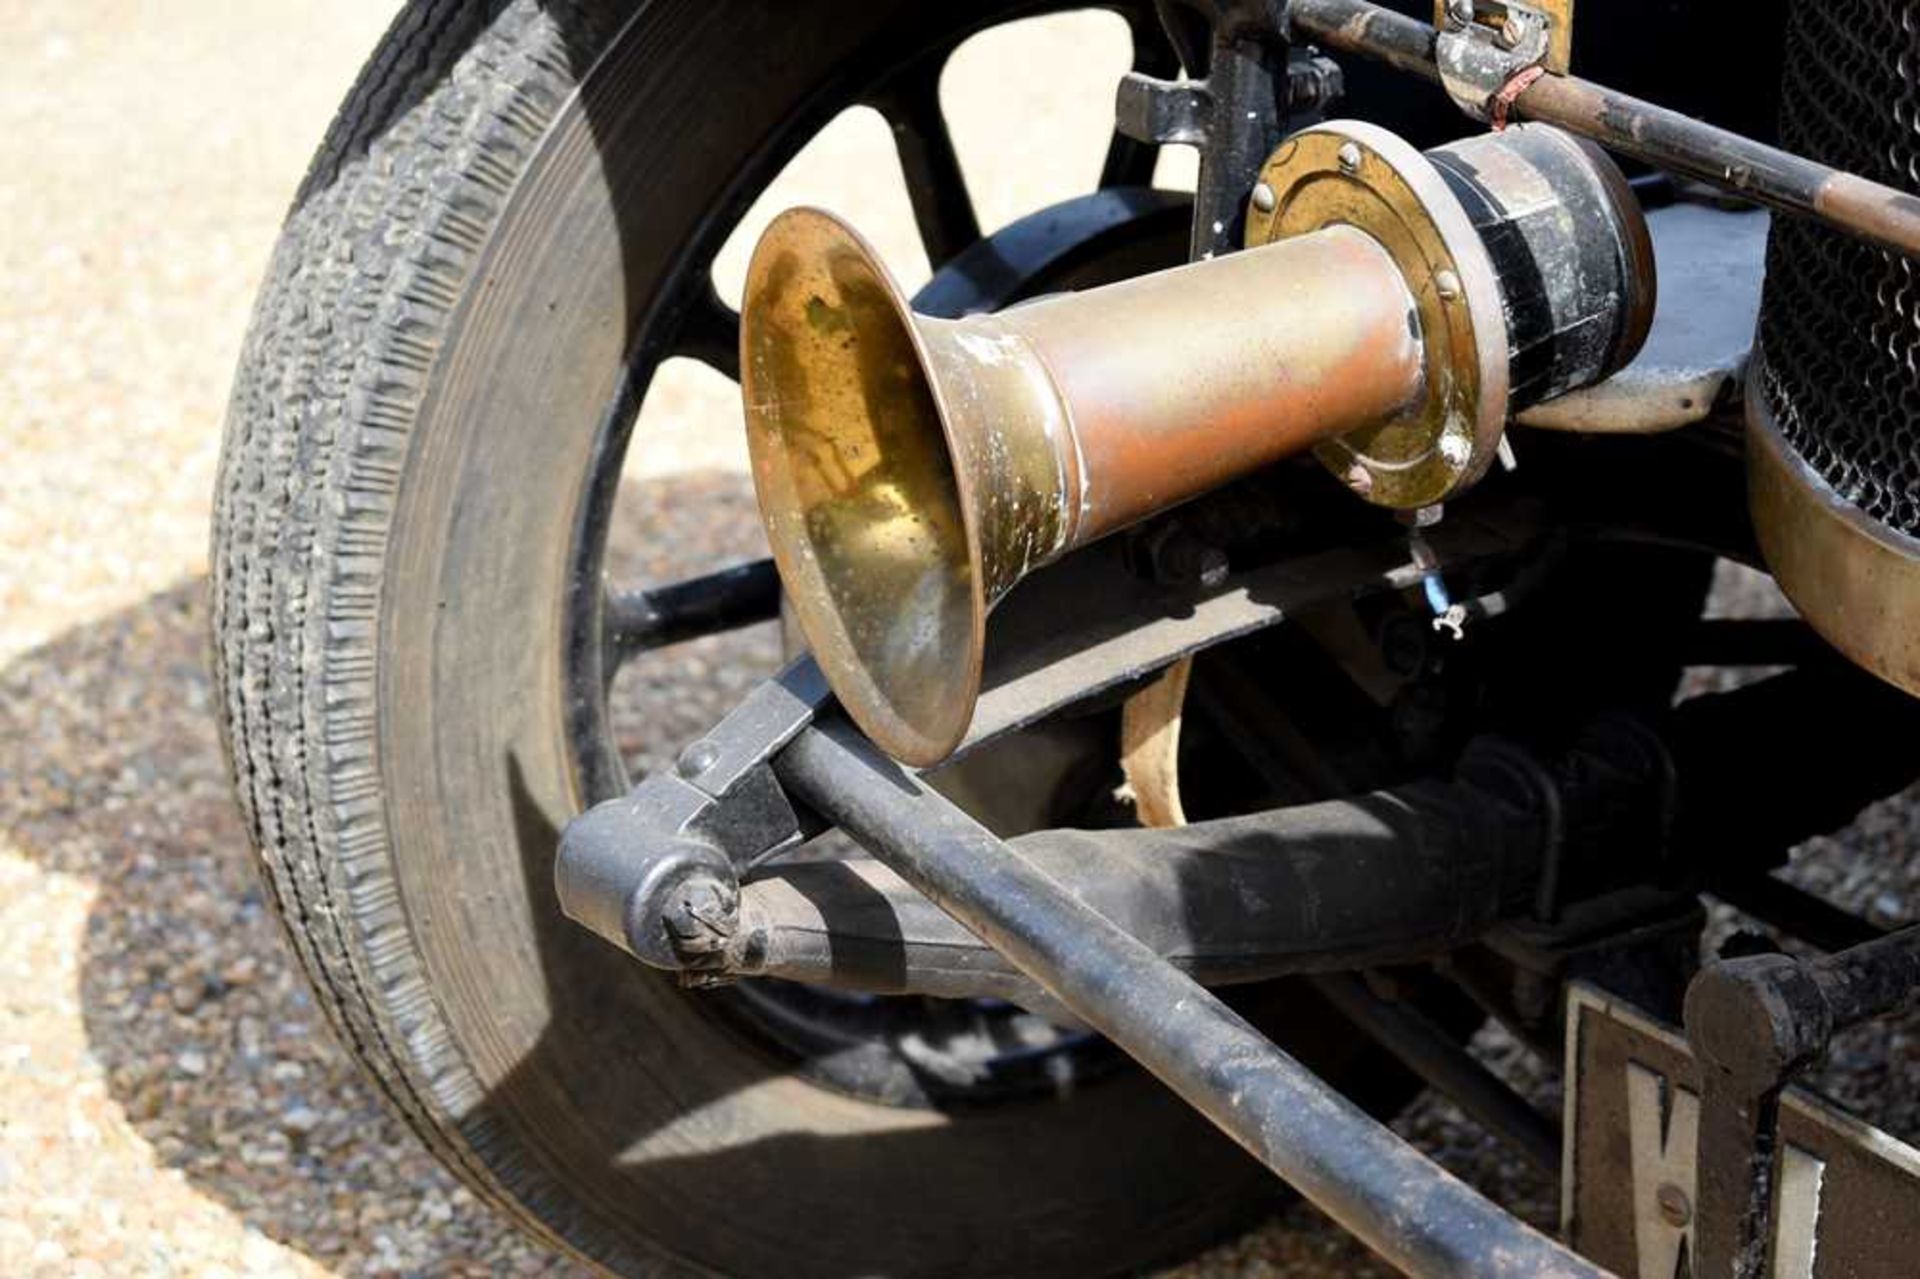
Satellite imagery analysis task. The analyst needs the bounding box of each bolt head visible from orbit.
[1656,1182,1693,1229]
[1251,181,1277,214]
[1197,548,1231,590]
[1344,463,1375,499]
[1337,141,1363,174]
[1439,432,1472,468]
[1446,0,1476,25]
[662,874,738,957]
[618,842,738,972]
[676,739,722,779]
[1434,268,1464,301]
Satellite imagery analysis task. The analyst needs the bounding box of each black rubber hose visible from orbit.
[737,771,1547,999]
[739,665,1920,1001]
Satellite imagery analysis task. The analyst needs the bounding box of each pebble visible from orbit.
[170,980,205,1015]
[281,1105,321,1136]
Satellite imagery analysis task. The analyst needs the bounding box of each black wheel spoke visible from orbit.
[1098,125,1162,191]
[872,67,980,267]
[606,559,781,659]
[676,278,742,381]
[1678,617,1828,667]
[1100,8,1181,189]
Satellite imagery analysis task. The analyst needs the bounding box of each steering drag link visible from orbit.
[561,686,1601,1276]
[778,718,1601,1278]
[557,660,1919,1277]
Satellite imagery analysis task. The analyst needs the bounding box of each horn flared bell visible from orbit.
[739,122,1652,766]
[740,208,1426,764]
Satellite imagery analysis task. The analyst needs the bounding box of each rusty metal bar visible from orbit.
[1288,0,1920,259]
[1293,0,1445,85]
[777,717,1606,1279]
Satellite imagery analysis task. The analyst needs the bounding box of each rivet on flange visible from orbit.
[1656,1182,1693,1229]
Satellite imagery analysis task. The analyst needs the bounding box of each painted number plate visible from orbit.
[1563,984,1920,1278]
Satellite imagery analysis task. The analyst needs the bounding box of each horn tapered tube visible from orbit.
[741,122,1653,765]
[741,208,1424,765]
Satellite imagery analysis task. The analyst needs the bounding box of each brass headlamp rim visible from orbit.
[740,207,990,764]
[1748,365,1920,697]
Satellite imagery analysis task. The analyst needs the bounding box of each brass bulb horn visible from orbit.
[741,121,1653,765]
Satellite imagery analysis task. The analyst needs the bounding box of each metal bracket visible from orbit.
[553,659,828,981]
[1115,74,1215,148]
[1433,0,1564,120]
[1683,926,1920,1277]
[1115,54,1344,150]
[664,659,828,863]
[1124,2,1343,257]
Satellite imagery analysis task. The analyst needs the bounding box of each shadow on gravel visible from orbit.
[0,464,1376,1277]
[0,468,781,1275]
[0,577,566,1273]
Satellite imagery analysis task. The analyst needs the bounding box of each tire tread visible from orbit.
[210,1,622,1265]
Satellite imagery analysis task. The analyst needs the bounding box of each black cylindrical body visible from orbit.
[1430,124,1656,410]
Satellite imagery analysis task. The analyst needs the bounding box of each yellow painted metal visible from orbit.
[1434,0,1575,73]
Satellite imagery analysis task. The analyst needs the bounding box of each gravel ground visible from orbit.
[2,4,1917,1277]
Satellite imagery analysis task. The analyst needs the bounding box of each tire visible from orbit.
[212,3,1413,1274]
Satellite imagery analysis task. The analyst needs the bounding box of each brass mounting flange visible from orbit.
[1246,120,1510,510]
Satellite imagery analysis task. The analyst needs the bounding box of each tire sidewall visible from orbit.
[369,4,1280,1274]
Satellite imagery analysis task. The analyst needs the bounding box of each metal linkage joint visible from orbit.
[553,659,829,982]
[1434,0,1556,121]
[1286,52,1345,114]
[1125,3,1343,258]
[1115,73,1214,148]
[1683,926,1920,1278]
[1115,56,1344,151]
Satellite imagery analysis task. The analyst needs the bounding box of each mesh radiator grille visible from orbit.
[1758,0,1920,536]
